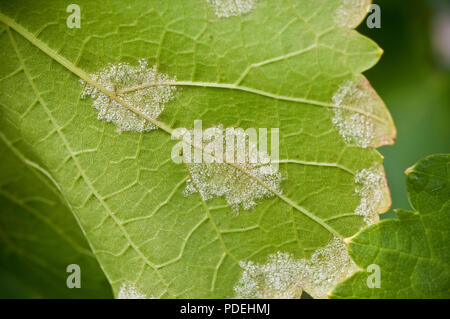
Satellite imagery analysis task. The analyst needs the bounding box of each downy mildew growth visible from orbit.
[235,236,358,299]
[207,0,257,18]
[179,125,282,211]
[354,165,391,225]
[80,59,177,133]
[331,77,395,148]
[117,282,147,299]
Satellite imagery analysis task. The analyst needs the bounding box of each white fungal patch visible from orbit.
[334,0,371,28]
[81,59,177,133]
[117,283,147,299]
[354,165,390,225]
[207,0,256,18]
[331,77,396,148]
[183,126,282,211]
[331,80,376,148]
[235,252,303,299]
[235,236,358,299]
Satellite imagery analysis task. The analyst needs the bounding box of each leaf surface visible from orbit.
[332,154,450,298]
[0,130,112,298]
[0,0,394,298]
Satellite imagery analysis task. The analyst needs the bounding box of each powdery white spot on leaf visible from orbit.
[117,283,147,299]
[235,252,303,299]
[81,59,177,133]
[355,165,391,225]
[207,0,256,18]
[235,236,358,299]
[183,126,282,211]
[331,77,396,148]
[334,0,371,28]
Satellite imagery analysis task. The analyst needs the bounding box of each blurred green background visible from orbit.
[359,0,450,217]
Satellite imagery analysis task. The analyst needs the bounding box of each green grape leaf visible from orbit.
[0,129,112,298]
[0,0,395,298]
[331,154,450,299]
